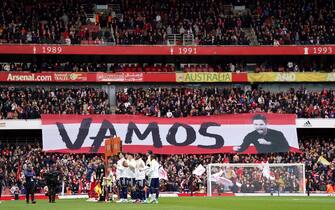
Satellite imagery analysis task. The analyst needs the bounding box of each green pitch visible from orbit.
[0,197,334,210]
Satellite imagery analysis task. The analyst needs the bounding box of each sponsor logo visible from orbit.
[327,73,335,81]
[97,73,125,81]
[178,73,232,82]
[176,73,185,82]
[303,120,312,127]
[6,73,52,81]
[124,72,143,81]
[54,73,87,81]
[96,73,143,82]
[275,73,296,82]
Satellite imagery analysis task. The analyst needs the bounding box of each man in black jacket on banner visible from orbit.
[233,114,290,153]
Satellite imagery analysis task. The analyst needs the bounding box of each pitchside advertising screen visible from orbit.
[41,114,300,154]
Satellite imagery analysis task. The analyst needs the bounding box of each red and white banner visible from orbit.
[41,114,299,154]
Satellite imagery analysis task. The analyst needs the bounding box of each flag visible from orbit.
[259,161,275,180]
[95,183,102,196]
[89,177,96,198]
[236,182,242,187]
[211,170,233,186]
[217,176,233,187]
[159,167,168,180]
[261,161,271,179]
[212,176,233,187]
[193,164,206,176]
[16,160,21,181]
[317,156,330,166]
[78,181,83,194]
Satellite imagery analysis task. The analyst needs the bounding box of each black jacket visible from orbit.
[237,128,290,153]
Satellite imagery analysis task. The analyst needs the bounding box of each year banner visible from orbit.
[41,114,300,154]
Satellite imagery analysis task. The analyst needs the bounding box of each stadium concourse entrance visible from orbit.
[0,127,335,146]
[0,129,42,145]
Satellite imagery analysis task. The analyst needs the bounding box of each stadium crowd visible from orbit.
[111,0,250,45]
[1,0,334,45]
[0,144,102,195]
[253,0,335,45]
[0,0,93,44]
[0,0,250,45]
[2,86,335,119]
[116,87,335,118]
[0,137,334,195]
[1,61,334,73]
[0,87,110,119]
[0,62,175,73]
[182,61,335,73]
[160,137,335,193]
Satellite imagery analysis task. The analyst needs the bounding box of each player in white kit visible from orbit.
[135,154,146,203]
[127,153,137,202]
[147,155,160,204]
[116,153,128,203]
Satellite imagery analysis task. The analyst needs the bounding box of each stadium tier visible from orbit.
[0,0,334,45]
[0,1,335,209]
[1,60,335,72]
[2,86,335,119]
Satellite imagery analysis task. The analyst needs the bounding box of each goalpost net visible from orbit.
[207,163,305,196]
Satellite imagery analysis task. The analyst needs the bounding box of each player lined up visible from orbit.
[107,151,161,204]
